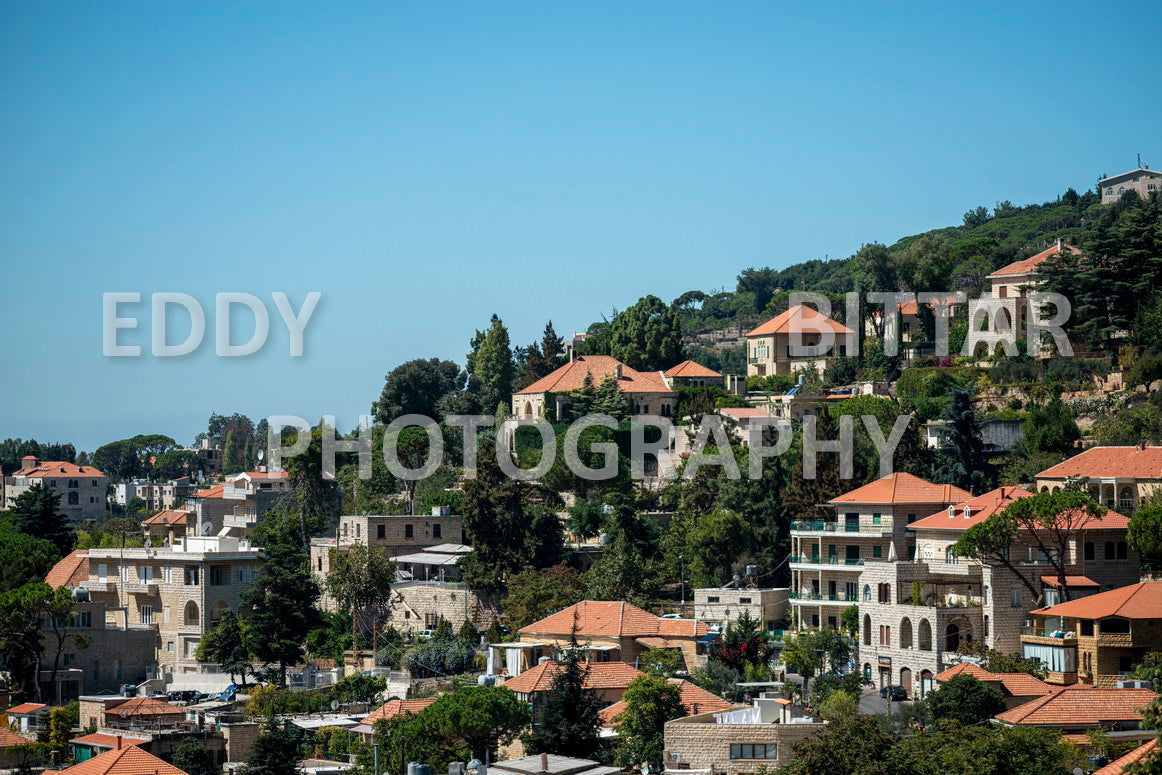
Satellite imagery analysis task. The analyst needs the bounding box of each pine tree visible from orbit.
[936,386,994,495]
[198,608,251,686]
[592,373,631,420]
[222,430,240,475]
[174,736,220,775]
[242,540,321,686]
[467,314,516,413]
[570,372,597,418]
[11,483,72,556]
[523,647,603,758]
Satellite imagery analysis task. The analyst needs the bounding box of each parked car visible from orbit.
[416,629,434,640]
[880,685,908,701]
[167,690,198,703]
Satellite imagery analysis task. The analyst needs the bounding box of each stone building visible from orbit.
[932,662,1053,710]
[744,305,853,378]
[387,546,499,633]
[790,473,970,631]
[3,456,107,521]
[693,587,788,632]
[1100,166,1162,204]
[855,486,1139,699]
[1034,445,1162,513]
[512,354,677,419]
[663,696,825,774]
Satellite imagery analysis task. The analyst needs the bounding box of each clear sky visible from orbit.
[2,1,1160,452]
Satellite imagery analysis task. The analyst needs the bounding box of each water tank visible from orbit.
[476,674,496,687]
[73,587,90,602]
[415,765,431,775]
[745,565,758,577]
[449,764,466,775]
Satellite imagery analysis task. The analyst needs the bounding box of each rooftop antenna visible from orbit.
[1138,152,1142,168]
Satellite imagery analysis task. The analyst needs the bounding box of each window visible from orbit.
[863,585,871,602]
[879,625,891,646]
[137,566,152,583]
[68,479,79,488]
[1117,541,1128,560]
[433,524,442,539]
[238,567,255,584]
[140,606,153,625]
[64,652,75,666]
[405,524,414,539]
[355,523,360,538]
[730,744,777,760]
[739,597,752,604]
[983,615,989,638]
[1104,542,1115,560]
[167,641,175,653]
[907,513,917,524]
[872,513,881,526]
[67,491,79,505]
[707,596,719,603]
[185,568,199,586]
[873,546,883,558]
[377,524,386,540]
[1100,617,1130,634]
[1080,620,1094,636]
[1084,542,1095,561]
[184,601,200,626]
[210,567,229,586]
[1011,587,1021,607]
[163,606,171,624]
[945,547,957,564]
[1106,187,1114,195]
[70,611,91,628]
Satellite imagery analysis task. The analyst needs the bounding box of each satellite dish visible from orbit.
[202,521,214,536]
[330,699,340,711]
[257,449,265,461]
[144,537,152,548]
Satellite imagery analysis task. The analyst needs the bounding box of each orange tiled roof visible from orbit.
[54,745,186,775]
[937,664,1054,698]
[908,487,1128,532]
[1032,582,1162,620]
[143,510,188,526]
[1094,739,1160,775]
[934,662,994,681]
[235,471,289,481]
[192,483,224,498]
[829,472,971,505]
[69,734,149,749]
[45,551,89,589]
[520,601,709,639]
[6,703,48,715]
[745,305,854,338]
[361,698,436,724]
[988,243,1081,278]
[13,460,105,478]
[105,697,183,718]
[717,407,776,420]
[994,685,1157,727]
[517,356,672,396]
[1039,575,1099,589]
[598,679,734,726]
[664,360,723,379]
[1037,446,1162,480]
[0,729,32,747]
[502,661,645,694]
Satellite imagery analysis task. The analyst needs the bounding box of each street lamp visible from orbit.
[679,555,685,608]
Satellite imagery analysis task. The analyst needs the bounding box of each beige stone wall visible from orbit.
[664,717,824,772]
[695,589,789,631]
[4,474,107,520]
[388,583,499,633]
[1102,170,1162,204]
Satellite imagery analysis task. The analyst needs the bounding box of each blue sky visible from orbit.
[2,1,1160,452]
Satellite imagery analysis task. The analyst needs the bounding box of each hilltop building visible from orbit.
[4,456,107,520]
[744,305,853,378]
[1100,166,1162,204]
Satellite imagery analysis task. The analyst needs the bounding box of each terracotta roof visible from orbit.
[598,679,733,726]
[745,305,854,338]
[361,698,436,724]
[988,243,1080,278]
[994,685,1157,727]
[235,471,289,481]
[54,745,186,775]
[1036,446,1162,480]
[1094,739,1160,775]
[934,662,994,681]
[6,703,48,715]
[69,734,149,749]
[936,664,1054,698]
[502,661,645,694]
[717,407,776,420]
[105,697,183,718]
[45,551,89,589]
[191,483,224,498]
[829,472,972,506]
[516,355,672,396]
[143,510,188,526]
[13,460,105,478]
[1032,582,1162,620]
[520,601,709,639]
[664,360,723,378]
[634,637,678,649]
[911,486,1130,533]
[0,729,32,747]
[1040,575,1099,589]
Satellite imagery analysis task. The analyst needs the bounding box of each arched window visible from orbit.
[918,619,932,651]
[1106,187,1114,195]
[946,623,962,651]
[67,491,79,506]
[1118,187,1126,195]
[900,617,913,649]
[945,546,957,564]
[68,479,79,488]
[863,614,872,646]
[184,601,200,626]
[863,584,871,602]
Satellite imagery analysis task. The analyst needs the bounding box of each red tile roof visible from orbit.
[1032,582,1162,620]
[104,697,183,719]
[0,729,32,747]
[745,305,854,338]
[829,472,972,505]
[516,356,672,395]
[192,483,224,499]
[994,685,1157,727]
[5,703,48,715]
[908,487,1129,533]
[717,407,776,420]
[503,661,645,694]
[1040,575,1099,589]
[664,360,723,379]
[143,510,188,526]
[13,460,105,478]
[520,601,709,639]
[69,734,149,750]
[988,243,1080,278]
[55,745,187,775]
[45,551,89,589]
[361,698,436,724]
[1037,446,1162,480]
[598,679,734,726]
[1094,739,1159,775]
[935,663,1053,698]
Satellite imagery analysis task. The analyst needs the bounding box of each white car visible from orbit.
[416,629,434,640]
[660,614,684,619]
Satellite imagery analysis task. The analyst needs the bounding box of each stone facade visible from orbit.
[664,700,825,774]
[1100,167,1162,204]
[4,457,107,521]
[388,581,499,633]
[694,588,789,632]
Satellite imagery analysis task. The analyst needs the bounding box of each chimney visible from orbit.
[1055,238,1064,251]
[541,753,549,773]
[614,364,622,379]
[20,455,38,470]
[116,735,123,750]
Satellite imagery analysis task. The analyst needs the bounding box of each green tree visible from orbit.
[325,544,396,651]
[242,718,306,775]
[502,564,585,630]
[566,499,605,542]
[222,430,241,475]
[523,649,603,758]
[423,686,531,763]
[617,674,686,769]
[333,674,386,704]
[374,358,466,423]
[1129,506,1162,570]
[840,605,859,637]
[935,386,994,495]
[46,705,70,760]
[515,322,566,390]
[780,628,850,700]
[0,519,58,593]
[174,736,220,775]
[197,608,251,686]
[582,295,684,371]
[11,484,72,556]
[687,509,749,585]
[242,541,321,686]
[460,440,536,594]
[639,647,684,677]
[467,314,516,414]
[0,582,87,700]
[1023,399,1081,455]
[925,674,1006,725]
[777,712,897,775]
[591,373,631,420]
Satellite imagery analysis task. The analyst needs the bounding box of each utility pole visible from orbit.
[679,555,685,608]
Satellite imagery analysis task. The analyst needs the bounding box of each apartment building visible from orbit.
[1021,581,1162,687]
[3,456,107,520]
[789,473,970,630]
[1035,445,1162,513]
[856,486,1138,699]
[112,478,195,512]
[744,305,853,378]
[311,508,464,576]
[694,587,789,632]
[1100,166,1162,204]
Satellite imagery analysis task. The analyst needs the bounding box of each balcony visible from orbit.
[789,592,860,605]
[788,555,865,570]
[123,580,159,595]
[790,520,885,536]
[1021,626,1078,646]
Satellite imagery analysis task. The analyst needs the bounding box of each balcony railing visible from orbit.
[791,520,877,533]
[789,592,860,603]
[1022,626,1077,641]
[788,556,865,567]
